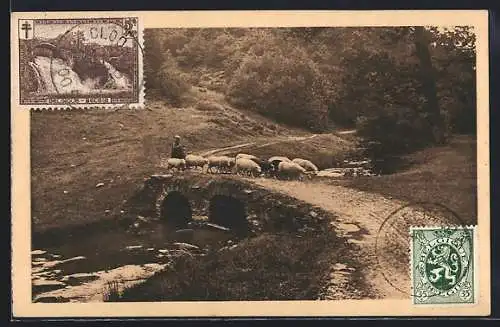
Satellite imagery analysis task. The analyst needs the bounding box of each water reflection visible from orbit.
[32,219,237,303]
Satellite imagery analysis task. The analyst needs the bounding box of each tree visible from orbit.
[428,26,476,135]
[156,51,190,105]
[227,36,330,131]
[413,26,445,144]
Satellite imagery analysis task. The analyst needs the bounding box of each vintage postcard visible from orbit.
[11,10,490,317]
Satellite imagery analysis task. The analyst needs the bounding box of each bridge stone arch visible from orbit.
[155,184,182,219]
[158,191,192,229]
[208,194,248,234]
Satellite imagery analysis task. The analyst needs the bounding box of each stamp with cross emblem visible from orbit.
[17,17,144,109]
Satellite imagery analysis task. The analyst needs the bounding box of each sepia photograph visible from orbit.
[11,10,490,317]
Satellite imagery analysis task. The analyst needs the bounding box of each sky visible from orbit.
[32,22,136,47]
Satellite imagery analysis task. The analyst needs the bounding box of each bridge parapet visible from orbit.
[124,172,337,235]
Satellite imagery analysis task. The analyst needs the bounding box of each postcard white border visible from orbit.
[11,10,490,317]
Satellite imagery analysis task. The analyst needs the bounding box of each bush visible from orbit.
[156,52,191,105]
[252,124,265,134]
[227,41,330,132]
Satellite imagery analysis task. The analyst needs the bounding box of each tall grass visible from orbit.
[102,280,122,302]
[115,232,340,301]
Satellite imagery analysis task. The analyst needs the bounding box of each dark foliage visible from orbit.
[144,27,476,146]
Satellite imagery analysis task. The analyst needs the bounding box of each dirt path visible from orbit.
[198,134,318,157]
[199,142,256,157]
[253,178,409,299]
[189,131,454,300]
[195,132,413,299]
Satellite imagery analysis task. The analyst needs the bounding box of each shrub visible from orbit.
[252,124,265,134]
[208,117,234,127]
[227,41,330,132]
[267,123,277,131]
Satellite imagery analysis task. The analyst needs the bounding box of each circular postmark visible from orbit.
[374,201,473,300]
[48,18,144,109]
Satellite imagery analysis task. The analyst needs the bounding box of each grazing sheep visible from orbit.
[222,157,237,173]
[268,156,292,163]
[166,158,186,172]
[255,159,274,177]
[292,158,319,173]
[266,156,292,177]
[185,154,209,170]
[268,160,282,176]
[207,156,224,173]
[207,156,234,174]
[278,161,306,180]
[236,154,267,168]
[235,158,262,177]
[227,158,236,170]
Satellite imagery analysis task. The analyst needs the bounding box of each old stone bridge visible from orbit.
[123,171,337,236]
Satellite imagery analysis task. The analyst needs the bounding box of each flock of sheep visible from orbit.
[165,153,319,180]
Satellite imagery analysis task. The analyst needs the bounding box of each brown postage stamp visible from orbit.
[16,16,144,108]
[10,10,490,318]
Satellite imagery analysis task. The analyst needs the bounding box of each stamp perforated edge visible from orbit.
[409,224,478,306]
[19,17,145,111]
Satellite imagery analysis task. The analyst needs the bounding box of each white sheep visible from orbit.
[268,156,292,163]
[292,158,319,173]
[166,158,186,172]
[235,158,262,177]
[236,153,259,161]
[185,154,209,170]
[207,155,234,174]
[267,156,292,177]
[278,161,306,180]
[220,156,236,173]
[207,156,223,173]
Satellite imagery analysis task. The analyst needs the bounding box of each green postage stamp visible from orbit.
[410,226,476,305]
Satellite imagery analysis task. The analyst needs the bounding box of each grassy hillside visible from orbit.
[31,88,356,236]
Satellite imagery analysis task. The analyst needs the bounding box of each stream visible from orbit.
[32,218,235,303]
